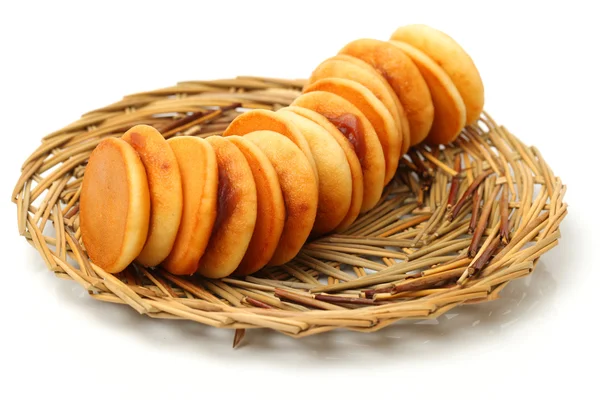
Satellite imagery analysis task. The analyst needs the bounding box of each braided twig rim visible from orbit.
[12,76,567,345]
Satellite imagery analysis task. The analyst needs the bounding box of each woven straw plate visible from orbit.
[12,76,567,347]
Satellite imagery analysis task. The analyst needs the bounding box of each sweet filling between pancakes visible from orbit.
[322,113,366,164]
[215,165,237,233]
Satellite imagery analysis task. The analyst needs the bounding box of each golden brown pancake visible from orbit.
[307,54,410,156]
[390,41,466,145]
[196,136,257,279]
[80,137,150,274]
[163,137,218,275]
[121,124,183,267]
[244,130,318,266]
[291,91,385,212]
[390,24,484,124]
[276,108,352,235]
[339,38,433,145]
[283,106,363,231]
[227,136,285,276]
[303,77,400,185]
[222,109,319,184]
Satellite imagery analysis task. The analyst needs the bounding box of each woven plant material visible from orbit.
[12,77,567,344]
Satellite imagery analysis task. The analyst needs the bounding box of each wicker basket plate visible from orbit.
[12,77,567,346]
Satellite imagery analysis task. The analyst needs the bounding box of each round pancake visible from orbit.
[390,41,466,145]
[80,137,150,274]
[291,91,385,212]
[227,136,285,276]
[197,136,257,278]
[244,130,318,266]
[339,38,434,145]
[307,54,410,156]
[390,24,484,124]
[276,108,352,235]
[303,77,400,185]
[283,106,363,231]
[163,137,218,275]
[222,109,319,185]
[121,124,183,267]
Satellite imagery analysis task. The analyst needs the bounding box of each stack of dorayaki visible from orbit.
[80,24,484,278]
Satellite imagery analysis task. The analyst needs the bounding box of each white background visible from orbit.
[1,1,598,399]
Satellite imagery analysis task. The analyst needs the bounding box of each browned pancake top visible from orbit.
[80,137,150,273]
